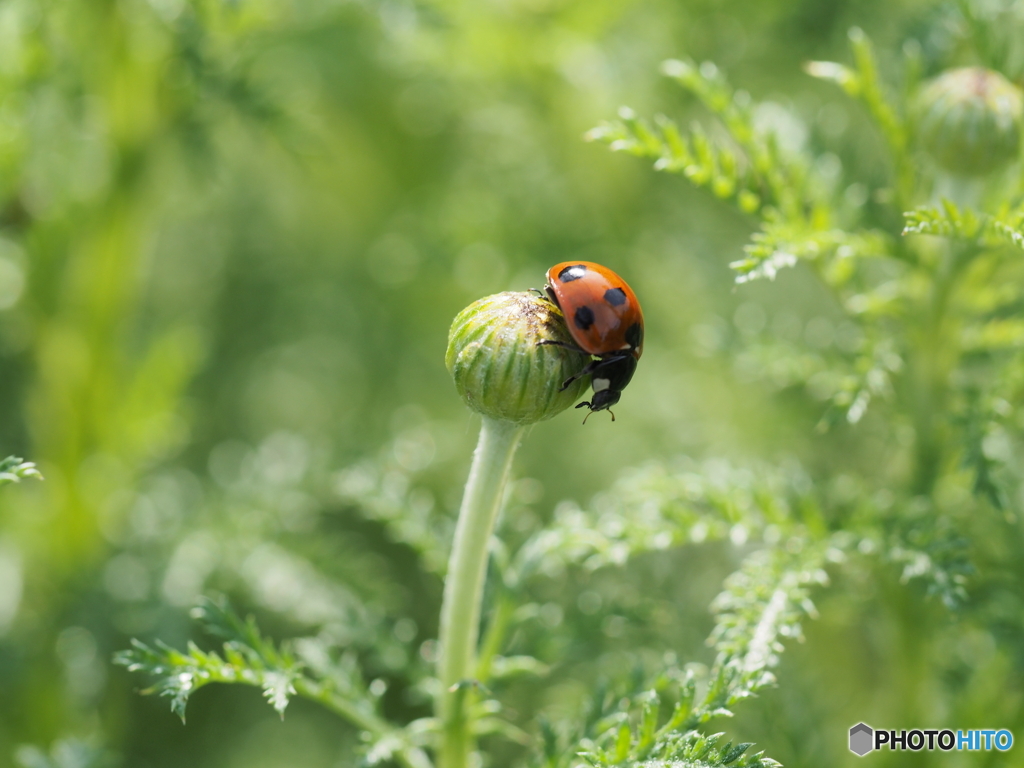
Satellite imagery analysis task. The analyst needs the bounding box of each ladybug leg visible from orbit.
[561,353,634,392]
[558,357,604,390]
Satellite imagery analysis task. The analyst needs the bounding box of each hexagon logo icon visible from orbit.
[849,723,874,756]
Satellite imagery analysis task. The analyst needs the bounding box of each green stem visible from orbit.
[910,242,974,496]
[437,417,525,768]
[293,678,431,768]
[294,678,388,737]
[475,591,516,685]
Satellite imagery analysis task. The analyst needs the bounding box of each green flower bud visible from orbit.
[446,291,589,425]
[915,67,1024,176]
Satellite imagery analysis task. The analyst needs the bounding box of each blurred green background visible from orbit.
[0,0,1018,766]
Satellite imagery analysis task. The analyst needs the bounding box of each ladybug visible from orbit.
[539,261,644,420]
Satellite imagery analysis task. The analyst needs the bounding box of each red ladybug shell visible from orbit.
[545,261,644,358]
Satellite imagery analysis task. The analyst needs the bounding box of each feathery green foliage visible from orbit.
[903,200,1024,250]
[5,1,1024,767]
[528,542,826,768]
[508,457,825,589]
[574,14,1024,768]
[14,739,115,768]
[115,18,1024,754]
[115,597,432,768]
[115,597,303,721]
[0,457,41,488]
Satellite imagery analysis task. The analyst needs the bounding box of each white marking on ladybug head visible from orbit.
[592,377,611,392]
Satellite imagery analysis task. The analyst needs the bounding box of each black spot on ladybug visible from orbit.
[625,322,643,349]
[604,287,627,306]
[559,264,588,282]
[574,305,595,331]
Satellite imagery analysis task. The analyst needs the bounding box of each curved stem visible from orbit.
[910,242,975,496]
[293,679,430,768]
[437,417,524,768]
[475,591,516,685]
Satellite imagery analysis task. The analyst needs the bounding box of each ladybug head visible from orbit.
[575,389,620,422]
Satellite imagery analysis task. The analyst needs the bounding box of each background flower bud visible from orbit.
[446,292,589,425]
[915,67,1024,176]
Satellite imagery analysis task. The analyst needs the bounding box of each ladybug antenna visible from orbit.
[581,409,595,425]
[609,409,616,422]
[576,401,594,424]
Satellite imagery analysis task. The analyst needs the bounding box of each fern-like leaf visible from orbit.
[114,630,299,721]
[702,543,828,715]
[579,728,780,768]
[115,598,432,768]
[511,458,821,584]
[734,215,889,284]
[334,457,451,575]
[806,28,907,158]
[588,50,826,220]
[538,540,828,768]
[903,200,1024,251]
[14,739,115,768]
[903,200,986,240]
[114,599,321,722]
[587,108,765,215]
[0,456,42,488]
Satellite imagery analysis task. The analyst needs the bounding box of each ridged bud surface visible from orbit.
[446,292,589,425]
[915,67,1023,176]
